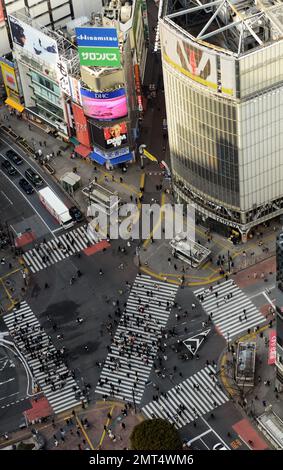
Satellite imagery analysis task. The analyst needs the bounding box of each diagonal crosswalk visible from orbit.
[22,226,99,273]
[194,280,266,340]
[95,274,179,404]
[3,301,84,414]
[142,365,228,429]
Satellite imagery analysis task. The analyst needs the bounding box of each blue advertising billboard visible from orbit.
[75,27,119,48]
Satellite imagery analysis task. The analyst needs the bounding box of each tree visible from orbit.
[130,418,182,450]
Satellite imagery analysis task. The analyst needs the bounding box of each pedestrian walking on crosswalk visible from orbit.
[142,365,228,429]
[95,274,179,404]
[194,280,266,340]
[22,226,99,273]
[3,301,84,414]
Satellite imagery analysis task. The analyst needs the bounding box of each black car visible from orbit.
[19,178,34,195]
[69,206,83,222]
[6,149,23,165]
[1,159,18,176]
[25,168,43,187]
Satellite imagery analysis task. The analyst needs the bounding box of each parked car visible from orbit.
[1,159,18,176]
[69,206,83,222]
[6,149,23,165]
[25,168,43,187]
[19,178,34,195]
[213,443,228,450]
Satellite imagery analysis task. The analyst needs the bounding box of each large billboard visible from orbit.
[9,16,58,66]
[104,122,128,148]
[72,103,91,148]
[160,21,217,91]
[80,88,128,121]
[0,60,18,93]
[76,27,121,68]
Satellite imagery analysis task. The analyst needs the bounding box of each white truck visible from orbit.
[38,187,74,229]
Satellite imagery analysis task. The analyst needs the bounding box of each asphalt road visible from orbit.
[0,343,30,434]
[0,134,74,237]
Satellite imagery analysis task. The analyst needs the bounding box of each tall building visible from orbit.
[160,0,283,241]
[66,0,148,167]
[6,0,148,163]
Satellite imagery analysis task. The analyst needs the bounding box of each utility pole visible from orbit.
[132,388,137,414]
[227,249,231,272]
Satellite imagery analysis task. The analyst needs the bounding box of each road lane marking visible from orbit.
[0,378,15,386]
[0,391,19,401]
[1,190,13,205]
[0,164,55,237]
[187,429,212,445]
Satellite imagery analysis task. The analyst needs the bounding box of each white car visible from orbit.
[213,443,228,450]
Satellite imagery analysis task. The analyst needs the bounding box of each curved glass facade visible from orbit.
[164,64,239,208]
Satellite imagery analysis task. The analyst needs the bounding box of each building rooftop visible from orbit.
[162,0,283,57]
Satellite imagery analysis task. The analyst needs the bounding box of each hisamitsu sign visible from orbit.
[76,27,121,68]
[76,28,119,47]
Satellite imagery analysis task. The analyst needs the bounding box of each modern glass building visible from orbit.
[160,0,283,240]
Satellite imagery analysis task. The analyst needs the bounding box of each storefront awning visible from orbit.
[75,144,91,158]
[70,136,80,145]
[89,151,106,165]
[5,98,24,113]
[110,153,133,166]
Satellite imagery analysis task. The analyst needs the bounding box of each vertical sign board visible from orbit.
[0,1,4,23]
[268,330,276,365]
[76,27,121,68]
[57,57,70,96]
[72,103,91,148]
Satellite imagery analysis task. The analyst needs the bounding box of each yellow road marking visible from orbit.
[143,192,166,248]
[76,415,95,450]
[97,404,115,449]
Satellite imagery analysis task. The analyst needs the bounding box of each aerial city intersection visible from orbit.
[0,0,282,463]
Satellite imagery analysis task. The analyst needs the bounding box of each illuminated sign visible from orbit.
[103,122,127,148]
[80,87,127,121]
[76,27,120,68]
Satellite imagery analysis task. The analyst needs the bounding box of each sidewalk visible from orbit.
[0,401,143,451]
[0,254,27,312]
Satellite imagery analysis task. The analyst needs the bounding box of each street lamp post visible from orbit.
[227,250,231,273]
[132,388,137,414]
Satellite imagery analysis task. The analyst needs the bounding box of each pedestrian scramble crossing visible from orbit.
[95,274,179,404]
[4,301,84,414]
[142,365,228,429]
[194,280,266,341]
[23,226,99,273]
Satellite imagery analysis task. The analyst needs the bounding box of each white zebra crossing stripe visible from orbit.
[22,226,97,273]
[3,301,84,414]
[142,365,228,429]
[194,280,266,340]
[95,274,178,404]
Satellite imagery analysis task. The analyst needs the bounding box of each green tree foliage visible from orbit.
[130,418,182,450]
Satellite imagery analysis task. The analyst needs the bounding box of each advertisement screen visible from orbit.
[9,16,58,66]
[76,27,121,68]
[0,62,18,93]
[72,103,91,148]
[0,1,4,23]
[81,88,127,121]
[160,21,217,91]
[103,123,127,148]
